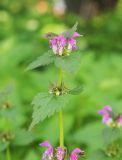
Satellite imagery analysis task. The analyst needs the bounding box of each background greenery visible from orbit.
[0,0,122,159]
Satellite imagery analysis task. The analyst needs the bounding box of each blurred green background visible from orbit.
[0,0,122,159]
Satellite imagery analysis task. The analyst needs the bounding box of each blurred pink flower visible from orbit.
[39,141,53,160]
[98,106,112,124]
[56,147,65,160]
[70,148,84,160]
[49,32,81,56]
[39,141,84,160]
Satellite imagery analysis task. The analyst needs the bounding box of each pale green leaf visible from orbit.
[54,51,82,73]
[12,129,35,146]
[68,85,84,95]
[29,92,69,130]
[0,141,9,152]
[87,150,108,160]
[64,22,78,38]
[103,128,121,145]
[26,51,54,70]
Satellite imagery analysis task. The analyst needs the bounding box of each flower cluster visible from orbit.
[49,83,68,96]
[49,32,81,56]
[39,141,84,160]
[98,106,122,128]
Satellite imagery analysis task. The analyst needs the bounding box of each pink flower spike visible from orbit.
[56,147,65,160]
[39,141,53,160]
[70,148,84,160]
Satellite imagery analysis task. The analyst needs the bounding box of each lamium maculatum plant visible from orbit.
[89,106,122,160]
[27,23,85,159]
[98,106,122,158]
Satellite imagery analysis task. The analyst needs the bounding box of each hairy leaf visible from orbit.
[68,85,84,95]
[54,51,82,73]
[27,51,54,70]
[29,92,69,130]
[64,22,78,38]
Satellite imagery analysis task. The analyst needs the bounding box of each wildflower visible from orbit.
[98,105,112,125]
[56,147,65,160]
[39,141,84,160]
[39,141,53,160]
[70,148,85,160]
[98,106,122,128]
[49,32,81,56]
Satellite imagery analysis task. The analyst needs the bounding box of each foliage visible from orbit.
[0,0,122,159]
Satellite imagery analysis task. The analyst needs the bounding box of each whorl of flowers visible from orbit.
[98,106,122,128]
[39,141,84,160]
[45,23,82,56]
[49,32,81,56]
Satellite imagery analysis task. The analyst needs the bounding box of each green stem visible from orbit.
[59,110,64,148]
[6,146,11,160]
[58,69,64,148]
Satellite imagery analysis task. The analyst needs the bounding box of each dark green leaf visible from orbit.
[64,22,78,38]
[26,51,54,70]
[29,92,69,130]
[54,51,82,73]
[68,85,84,95]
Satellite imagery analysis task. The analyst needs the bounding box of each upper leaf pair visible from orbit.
[27,50,82,74]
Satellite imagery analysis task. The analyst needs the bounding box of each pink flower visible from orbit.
[70,148,84,160]
[39,141,53,160]
[49,32,81,56]
[39,141,85,160]
[98,106,112,124]
[56,147,65,160]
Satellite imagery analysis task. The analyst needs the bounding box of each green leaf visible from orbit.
[29,92,69,130]
[24,151,39,160]
[68,85,84,95]
[54,51,82,73]
[26,51,54,70]
[72,122,105,152]
[0,85,12,107]
[64,22,78,38]
[103,128,121,145]
[12,129,35,146]
[0,141,9,152]
[87,150,108,160]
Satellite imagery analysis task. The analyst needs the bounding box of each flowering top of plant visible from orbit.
[39,141,85,160]
[27,22,83,74]
[48,31,81,56]
[98,106,122,128]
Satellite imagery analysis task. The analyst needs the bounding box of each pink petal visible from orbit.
[56,147,65,160]
[98,105,112,115]
[39,141,51,147]
[70,148,84,160]
[72,32,82,38]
